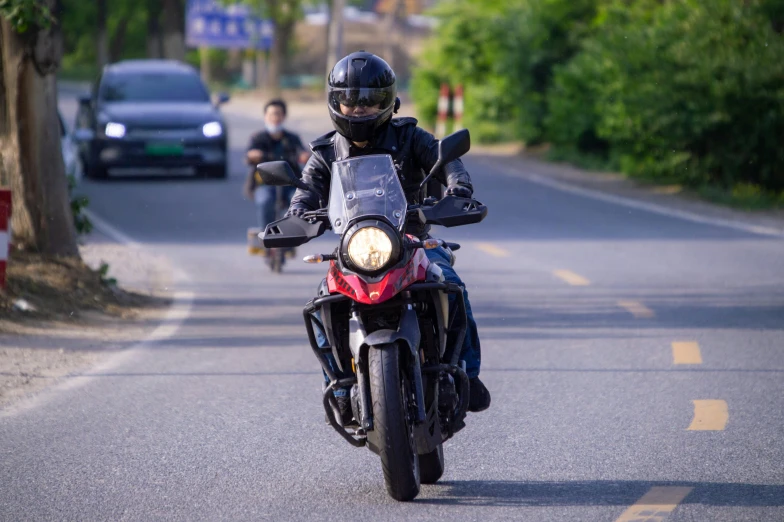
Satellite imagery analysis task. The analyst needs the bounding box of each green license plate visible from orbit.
[145,143,184,156]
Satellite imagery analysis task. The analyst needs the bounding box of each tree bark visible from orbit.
[266,19,295,95]
[0,0,79,257]
[109,11,133,63]
[325,0,344,81]
[146,0,163,58]
[97,0,109,68]
[382,0,403,69]
[162,0,186,61]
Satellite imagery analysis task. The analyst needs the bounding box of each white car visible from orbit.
[59,110,83,181]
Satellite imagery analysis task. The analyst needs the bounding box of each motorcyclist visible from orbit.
[244,99,310,232]
[287,51,491,422]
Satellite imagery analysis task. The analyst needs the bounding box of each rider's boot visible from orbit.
[468,376,491,412]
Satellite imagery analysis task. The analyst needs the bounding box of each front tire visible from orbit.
[419,443,445,484]
[369,344,420,501]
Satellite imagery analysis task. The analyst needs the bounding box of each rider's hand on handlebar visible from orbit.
[287,208,308,218]
[445,184,473,198]
[247,149,263,165]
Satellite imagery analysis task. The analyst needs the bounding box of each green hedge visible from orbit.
[411,0,598,143]
[547,0,784,192]
[413,0,784,195]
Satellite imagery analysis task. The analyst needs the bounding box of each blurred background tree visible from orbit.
[412,0,784,202]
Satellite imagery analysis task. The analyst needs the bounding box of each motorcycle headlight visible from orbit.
[347,226,394,271]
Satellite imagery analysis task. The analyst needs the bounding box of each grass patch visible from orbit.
[546,146,615,172]
[697,183,784,211]
[546,146,784,211]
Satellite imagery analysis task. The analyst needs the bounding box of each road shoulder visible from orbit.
[0,229,177,409]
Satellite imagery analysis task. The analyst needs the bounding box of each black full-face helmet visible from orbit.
[327,51,400,143]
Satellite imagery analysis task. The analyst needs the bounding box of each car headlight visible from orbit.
[105,122,126,139]
[202,121,223,138]
[347,226,394,271]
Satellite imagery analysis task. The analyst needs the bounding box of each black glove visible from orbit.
[445,184,473,198]
[287,207,308,218]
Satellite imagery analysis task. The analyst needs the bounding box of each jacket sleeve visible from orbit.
[243,167,257,200]
[247,131,263,152]
[409,126,473,191]
[286,152,330,214]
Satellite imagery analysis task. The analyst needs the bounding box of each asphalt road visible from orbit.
[1,93,782,521]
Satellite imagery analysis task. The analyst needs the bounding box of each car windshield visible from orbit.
[100,72,210,103]
[328,154,407,235]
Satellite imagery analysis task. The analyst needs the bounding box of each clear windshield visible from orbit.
[328,154,407,235]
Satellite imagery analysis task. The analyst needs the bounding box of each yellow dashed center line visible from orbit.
[687,400,728,431]
[672,341,702,365]
[615,486,694,522]
[476,243,510,258]
[617,300,655,318]
[553,269,591,286]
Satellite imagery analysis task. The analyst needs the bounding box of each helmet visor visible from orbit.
[328,86,395,120]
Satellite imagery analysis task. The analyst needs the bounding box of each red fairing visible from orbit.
[327,248,429,304]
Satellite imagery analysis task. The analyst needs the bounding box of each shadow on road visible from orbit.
[475,289,784,335]
[417,480,784,507]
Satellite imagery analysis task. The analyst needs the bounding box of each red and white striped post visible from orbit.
[435,83,450,138]
[453,84,464,131]
[0,189,11,290]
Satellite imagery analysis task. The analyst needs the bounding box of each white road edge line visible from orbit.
[512,169,784,239]
[0,209,195,418]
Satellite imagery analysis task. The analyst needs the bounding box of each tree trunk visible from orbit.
[266,20,294,95]
[162,0,185,61]
[0,1,79,257]
[97,0,109,68]
[325,0,344,81]
[146,0,163,58]
[382,0,403,69]
[109,12,133,63]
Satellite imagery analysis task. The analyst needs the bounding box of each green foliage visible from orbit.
[98,262,117,287]
[67,174,92,236]
[411,0,598,143]
[547,0,784,192]
[415,0,784,199]
[0,0,54,33]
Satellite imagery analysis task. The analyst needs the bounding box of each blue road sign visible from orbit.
[186,0,274,50]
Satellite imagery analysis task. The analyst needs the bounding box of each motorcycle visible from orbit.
[256,130,487,501]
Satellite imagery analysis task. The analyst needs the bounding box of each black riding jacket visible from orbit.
[288,117,473,238]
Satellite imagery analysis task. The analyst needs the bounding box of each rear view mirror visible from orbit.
[217,92,230,105]
[419,129,471,192]
[78,94,92,107]
[256,161,308,190]
[437,129,470,166]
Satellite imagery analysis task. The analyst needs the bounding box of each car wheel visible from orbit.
[201,164,227,179]
[85,161,108,180]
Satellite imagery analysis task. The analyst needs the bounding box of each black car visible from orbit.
[75,59,230,179]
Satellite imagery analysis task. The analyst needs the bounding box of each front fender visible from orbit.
[361,307,421,357]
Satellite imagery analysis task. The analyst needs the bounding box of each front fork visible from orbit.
[303,282,470,447]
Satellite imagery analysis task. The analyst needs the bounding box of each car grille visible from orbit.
[126,126,203,139]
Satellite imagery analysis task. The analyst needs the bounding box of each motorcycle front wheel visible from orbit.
[419,443,445,484]
[369,343,420,501]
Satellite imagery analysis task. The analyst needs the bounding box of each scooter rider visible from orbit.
[244,99,310,231]
[287,51,491,421]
